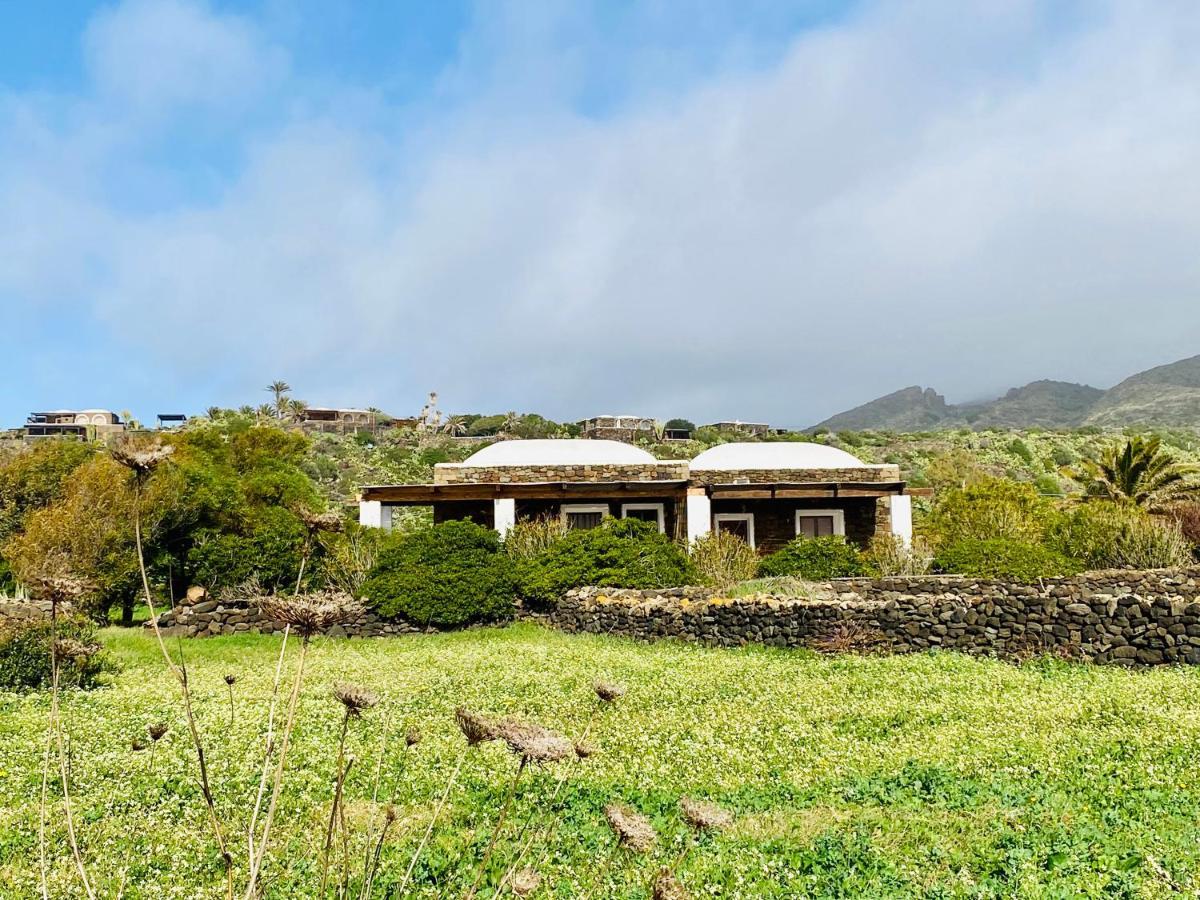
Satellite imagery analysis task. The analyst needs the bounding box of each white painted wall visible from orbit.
[494,498,516,538]
[686,492,712,544]
[358,500,393,531]
[890,495,913,545]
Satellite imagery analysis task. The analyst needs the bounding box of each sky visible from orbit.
[2,0,1199,428]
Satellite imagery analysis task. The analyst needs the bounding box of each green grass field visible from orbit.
[4,625,1200,898]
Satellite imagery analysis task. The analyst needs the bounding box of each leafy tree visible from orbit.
[664,418,696,432]
[1065,435,1200,510]
[3,456,143,618]
[0,441,94,543]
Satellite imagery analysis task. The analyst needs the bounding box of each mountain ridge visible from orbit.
[812,354,1200,431]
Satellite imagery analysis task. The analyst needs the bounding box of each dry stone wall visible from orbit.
[151,597,424,638]
[434,461,690,485]
[547,569,1200,666]
[691,464,900,485]
[0,598,75,623]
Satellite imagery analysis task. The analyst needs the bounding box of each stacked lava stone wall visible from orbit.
[548,569,1200,666]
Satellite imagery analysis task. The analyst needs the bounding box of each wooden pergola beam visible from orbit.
[361,481,689,504]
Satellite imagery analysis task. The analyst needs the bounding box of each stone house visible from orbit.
[25,409,126,439]
[578,415,657,442]
[359,439,911,553]
[297,407,377,434]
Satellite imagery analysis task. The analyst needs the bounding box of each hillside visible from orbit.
[813,386,954,431]
[1084,355,1200,427]
[812,354,1200,431]
[964,381,1104,429]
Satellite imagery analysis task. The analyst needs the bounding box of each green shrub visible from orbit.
[0,617,117,691]
[1034,474,1062,496]
[935,539,1081,581]
[926,477,1052,547]
[186,506,305,594]
[1007,438,1034,464]
[515,518,695,604]
[1050,501,1194,570]
[861,534,933,577]
[690,530,760,589]
[759,535,866,580]
[361,520,516,626]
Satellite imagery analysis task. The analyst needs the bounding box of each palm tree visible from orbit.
[286,398,309,423]
[441,415,468,437]
[255,404,275,424]
[1065,435,1200,509]
[265,381,291,418]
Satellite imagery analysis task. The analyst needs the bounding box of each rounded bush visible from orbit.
[758,536,865,580]
[515,518,695,604]
[361,519,516,627]
[935,538,1082,581]
[0,617,117,691]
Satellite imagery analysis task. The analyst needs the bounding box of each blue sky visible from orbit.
[2,1,1198,427]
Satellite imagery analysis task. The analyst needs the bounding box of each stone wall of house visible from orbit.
[0,598,76,623]
[434,461,690,485]
[691,464,901,485]
[151,596,425,638]
[546,569,1200,665]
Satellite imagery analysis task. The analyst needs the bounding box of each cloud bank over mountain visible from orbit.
[2,0,1199,424]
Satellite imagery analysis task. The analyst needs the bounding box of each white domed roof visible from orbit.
[690,442,865,470]
[460,439,657,467]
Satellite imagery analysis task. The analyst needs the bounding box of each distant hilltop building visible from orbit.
[25,409,126,439]
[295,407,378,434]
[703,420,771,437]
[579,415,657,442]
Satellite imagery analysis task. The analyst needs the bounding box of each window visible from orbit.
[795,509,845,539]
[562,504,608,530]
[621,503,665,533]
[713,513,755,549]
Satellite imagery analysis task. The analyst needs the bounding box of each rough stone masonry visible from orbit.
[548,568,1200,666]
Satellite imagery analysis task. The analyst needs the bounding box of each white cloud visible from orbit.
[83,0,285,116]
[4,0,1200,423]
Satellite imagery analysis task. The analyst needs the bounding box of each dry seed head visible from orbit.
[259,591,361,637]
[652,867,688,900]
[604,803,656,852]
[148,723,168,742]
[299,508,344,534]
[455,707,498,746]
[679,797,733,831]
[574,740,596,760]
[110,440,174,476]
[510,868,542,897]
[495,720,573,763]
[594,681,627,703]
[384,804,397,825]
[54,638,98,660]
[28,573,93,604]
[131,737,148,752]
[223,673,238,686]
[333,682,379,717]
[405,727,422,748]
